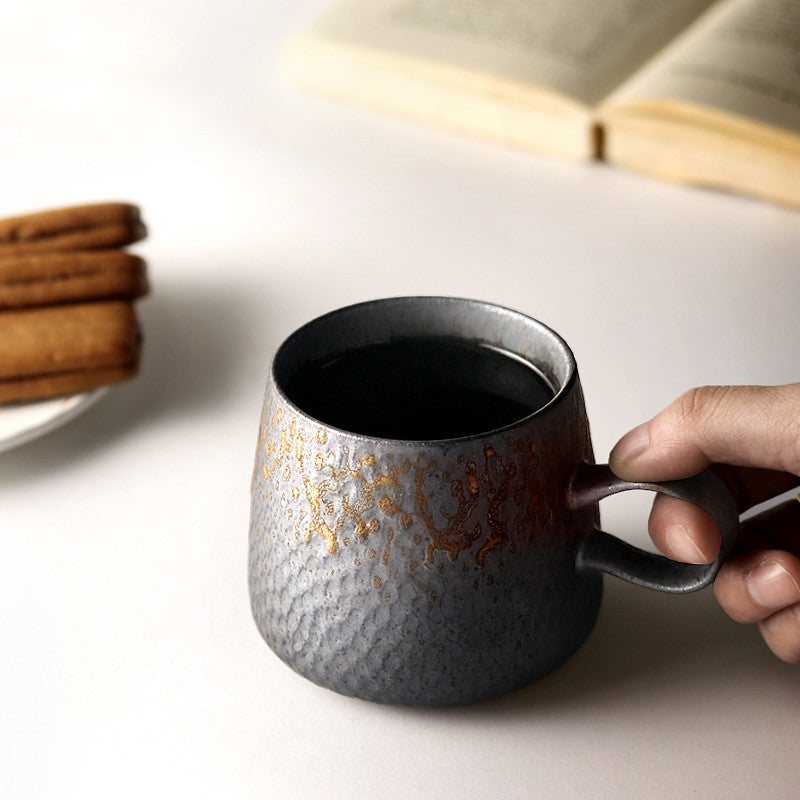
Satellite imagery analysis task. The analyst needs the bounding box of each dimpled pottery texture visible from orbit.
[249,376,601,706]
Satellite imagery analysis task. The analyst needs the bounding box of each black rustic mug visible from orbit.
[249,297,737,705]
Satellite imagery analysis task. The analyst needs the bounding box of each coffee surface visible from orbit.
[283,336,554,439]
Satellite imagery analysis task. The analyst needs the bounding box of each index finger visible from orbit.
[610,384,800,483]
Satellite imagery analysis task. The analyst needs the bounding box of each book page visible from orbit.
[606,0,800,135]
[299,0,716,107]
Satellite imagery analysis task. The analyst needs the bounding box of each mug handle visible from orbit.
[568,463,739,593]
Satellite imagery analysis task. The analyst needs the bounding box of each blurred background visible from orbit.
[0,2,798,798]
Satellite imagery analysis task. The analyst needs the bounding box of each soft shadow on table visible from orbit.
[0,274,270,484]
[403,577,798,723]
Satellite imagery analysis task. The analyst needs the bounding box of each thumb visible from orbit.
[609,384,800,482]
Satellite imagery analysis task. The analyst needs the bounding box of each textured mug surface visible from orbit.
[248,297,736,705]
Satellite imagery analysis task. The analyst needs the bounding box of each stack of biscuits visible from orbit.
[0,202,148,403]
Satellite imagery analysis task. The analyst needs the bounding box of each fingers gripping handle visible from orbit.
[568,463,739,593]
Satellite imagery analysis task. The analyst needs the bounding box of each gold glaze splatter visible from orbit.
[382,527,395,566]
[258,403,562,567]
[476,457,518,567]
[379,496,401,514]
[308,520,337,554]
[303,477,321,513]
[415,460,482,565]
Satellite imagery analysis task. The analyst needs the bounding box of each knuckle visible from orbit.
[674,385,732,428]
[774,384,800,475]
[713,561,760,623]
[654,385,733,446]
[713,587,759,624]
[759,604,800,664]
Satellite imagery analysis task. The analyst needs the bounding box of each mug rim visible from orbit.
[270,296,578,445]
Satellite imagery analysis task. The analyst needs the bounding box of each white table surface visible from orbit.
[1,2,798,798]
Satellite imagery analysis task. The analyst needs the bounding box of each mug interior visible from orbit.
[272,296,576,438]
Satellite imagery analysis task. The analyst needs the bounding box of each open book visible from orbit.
[284,0,800,209]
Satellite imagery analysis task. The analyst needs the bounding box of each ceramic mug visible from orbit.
[249,297,737,706]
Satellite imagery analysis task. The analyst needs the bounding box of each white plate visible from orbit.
[0,389,108,453]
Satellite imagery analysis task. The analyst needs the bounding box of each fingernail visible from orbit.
[665,523,709,564]
[610,422,650,466]
[747,561,800,609]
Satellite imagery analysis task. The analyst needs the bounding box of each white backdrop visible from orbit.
[1,2,798,798]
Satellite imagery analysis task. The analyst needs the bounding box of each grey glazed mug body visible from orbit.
[249,297,736,706]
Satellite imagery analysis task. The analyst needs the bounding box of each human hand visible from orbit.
[609,385,800,663]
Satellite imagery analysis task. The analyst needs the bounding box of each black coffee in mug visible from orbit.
[283,335,555,440]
